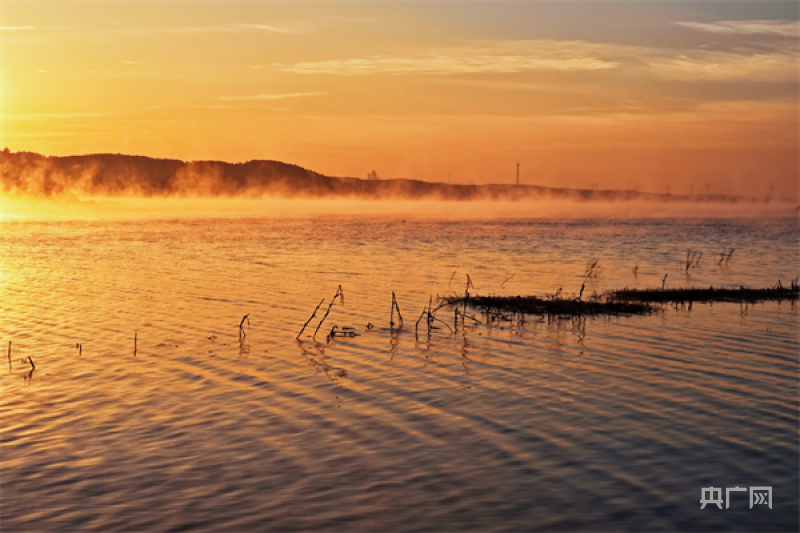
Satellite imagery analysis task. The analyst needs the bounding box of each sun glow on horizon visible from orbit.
[1,1,798,200]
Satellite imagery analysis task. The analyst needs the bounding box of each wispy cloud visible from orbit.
[647,49,799,81]
[232,23,295,34]
[675,20,800,38]
[217,92,328,101]
[2,112,116,120]
[0,26,35,31]
[112,23,298,35]
[280,41,619,75]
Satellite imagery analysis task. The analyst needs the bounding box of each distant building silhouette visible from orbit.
[367,170,379,180]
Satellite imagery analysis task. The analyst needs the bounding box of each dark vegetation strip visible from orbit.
[611,284,799,304]
[443,295,655,317]
[446,283,797,317]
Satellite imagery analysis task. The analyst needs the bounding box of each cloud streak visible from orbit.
[112,23,297,36]
[647,49,799,81]
[232,23,295,34]
[217,92,328,101]
[280,41,619,75]
[675,20,800,38]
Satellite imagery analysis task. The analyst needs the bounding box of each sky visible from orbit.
[1,1,798,198]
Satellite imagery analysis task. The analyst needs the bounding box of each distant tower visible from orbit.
[516,163,520,185]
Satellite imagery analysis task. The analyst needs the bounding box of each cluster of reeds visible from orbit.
[7,341,35,380]
[415,295,455,337]
[296,285,349,342]
[718,248,735,266]
[584,258,600,278]
[685,250,702,272]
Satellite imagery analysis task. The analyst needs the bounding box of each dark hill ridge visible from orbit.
[1,149,744,202]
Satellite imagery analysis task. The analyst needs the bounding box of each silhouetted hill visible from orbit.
[1,149,746,202]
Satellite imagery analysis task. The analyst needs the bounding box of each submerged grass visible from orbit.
[444,294,655,317]
[611,284,799,304]
[446,282,798,318]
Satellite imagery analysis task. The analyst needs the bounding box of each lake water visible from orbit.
[1,210,798,531]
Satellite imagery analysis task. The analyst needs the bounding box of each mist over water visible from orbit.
[5,150,795,208]
[2,196,798,223]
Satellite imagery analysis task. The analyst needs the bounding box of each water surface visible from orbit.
[1,215,798,531]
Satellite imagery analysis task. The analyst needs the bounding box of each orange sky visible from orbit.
[1,1,798,199]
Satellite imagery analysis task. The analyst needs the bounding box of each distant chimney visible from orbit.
[516,163,519,185]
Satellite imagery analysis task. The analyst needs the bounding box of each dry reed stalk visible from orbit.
[239,314,250,341]
[662,274,668,290]
[427,295,433,332]
[584,259,599,278]
[429,313,454,333]
[297,298,325,340]
[314,286,344,340]
[685,250,702,272]
[718,248,735,266]
[390,292,404,328]
[415,306,427,335]
[448,271,457,288]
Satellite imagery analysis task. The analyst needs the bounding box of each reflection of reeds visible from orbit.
[298,343,347,382]
[134,332,137,357]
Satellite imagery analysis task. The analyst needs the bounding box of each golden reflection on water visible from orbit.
[0,212,797,531]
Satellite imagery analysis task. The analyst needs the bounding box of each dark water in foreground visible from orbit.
[1,215,798,531]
